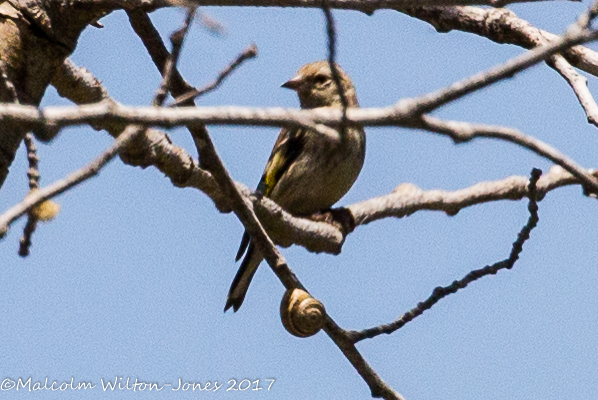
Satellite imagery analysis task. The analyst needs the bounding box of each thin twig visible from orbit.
[0,59,42,256]
[32,9,598,133]
[0,125,141,238]
[154,8,195,106]
[348,168,542,343]
[321,0,349,115]
[9,101,597,192]
[548,54,598,127]
[18,134,40,256]
[0,11,196,238]
[46,60,598,259]
[413,115,598,196]
[188,111,405,400]
[171,44,258,106]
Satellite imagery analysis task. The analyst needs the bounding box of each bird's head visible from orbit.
[281,61,358,109]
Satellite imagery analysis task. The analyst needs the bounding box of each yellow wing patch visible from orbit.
[263,151,285,197]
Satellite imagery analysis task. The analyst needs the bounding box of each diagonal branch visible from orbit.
[412,115,598,195]
[0,8,195,238]
[171,44,258,106]
[126,12,403,399]
[397,0,598,117]
[6,101,598,193]
[0,124,142,238]
[348,168,542,343]
[153,8,195,106]
[187,62,406,400]
[399,6,598,78]
[548,54,598,127]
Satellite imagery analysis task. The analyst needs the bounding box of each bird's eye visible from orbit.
[313,74,329,85]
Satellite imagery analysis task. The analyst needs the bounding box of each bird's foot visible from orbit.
[309,207,356,236]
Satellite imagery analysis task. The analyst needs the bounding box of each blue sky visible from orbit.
[1,2,598,399]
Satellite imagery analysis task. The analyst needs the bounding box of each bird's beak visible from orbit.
[281,75,303,91]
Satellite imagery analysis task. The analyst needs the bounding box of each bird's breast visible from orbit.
[270,128,365,215]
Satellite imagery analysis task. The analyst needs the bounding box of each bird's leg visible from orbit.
[308,207,356,236]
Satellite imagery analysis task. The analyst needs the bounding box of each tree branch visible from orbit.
[0,124,141,238]
[400,6,598,77]
[88,0,579,13]
[348,168,542,343]
[0,7,195,238]
[349,165,587,226]
[412,115,598,195]
[4,100,598,192]
[548,54,598,127]
[171,44,258,106]
[5,60,595,241]
[126,11,405,397]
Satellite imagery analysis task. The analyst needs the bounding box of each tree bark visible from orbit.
[0,0,103,189]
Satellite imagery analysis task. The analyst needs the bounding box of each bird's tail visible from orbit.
[225,239,263,312]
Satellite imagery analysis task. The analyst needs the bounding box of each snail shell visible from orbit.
[280,288,326,338]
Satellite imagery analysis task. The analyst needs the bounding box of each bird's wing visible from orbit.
[258,126,306,197]
[235,126,306,260]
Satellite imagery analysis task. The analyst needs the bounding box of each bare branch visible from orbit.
[349,165,587,227]
[348,168,542,343]
[412,115,598,195]
[548,54,598,127]
[321,0,349,113]
[0,10,196,238]
[92,0,580,12]
[0,124,141,238]
[51,58,109,105]
[400,6,598,78]
[19,65,598,259]
[154,7,195,106]
[126,9,195,98]
[399,2,598,117]
[9,6,598,194]
[171,44,258,106]
[5,101,598,193]
[18,134,40,257]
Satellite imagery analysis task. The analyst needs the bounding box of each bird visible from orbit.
[224,60,366,312]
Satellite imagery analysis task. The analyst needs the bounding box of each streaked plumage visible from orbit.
[225,61,366,312]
